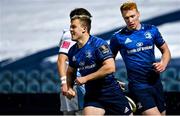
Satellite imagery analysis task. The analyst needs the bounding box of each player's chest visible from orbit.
[121,32,154,49]
[72,48,96,67]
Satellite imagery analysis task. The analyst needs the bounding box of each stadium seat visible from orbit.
[161,81,166,90]
[12,79,26,93]
[177,70,180,81]
[164,81,172,91]
[54,73,61,83]
[0,80,12,93]
[162,67,177,81]
[12,70,26,93]
[27,70,41,82]
[13,70,26,82]
[41,80,57,93]
[27,80,41,93]
[0,70,13,83]
[41,69,60,93]
[161,72,166,81]
[41,69,55,82]
[161,67,179,92]
[26,70,41,93]
[53,74,61,93]
[168,83,180,92]
[0,70,13,93]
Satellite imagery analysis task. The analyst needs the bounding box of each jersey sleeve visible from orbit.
[67,46,75,68]
[58,39,75,55]
[109,34,120,57]
[95,42,113,62]
[153,26,165,47]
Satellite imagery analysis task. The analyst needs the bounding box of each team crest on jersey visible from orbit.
[144,31,152,39]
[99,45,110,54]
[125,38,132,44]
[85,51,92,58]
[61,41,70,49]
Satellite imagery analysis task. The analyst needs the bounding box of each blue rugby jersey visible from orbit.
[68,35,117,94]
[110,24,165,88]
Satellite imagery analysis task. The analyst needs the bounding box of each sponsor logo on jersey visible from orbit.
[145,31,152,39]
[136,42,143,47]
[125,38,132,44]
[127,45,153,54]
[79,64,96,70]
[99,45,110,54]
[61,41,70,49]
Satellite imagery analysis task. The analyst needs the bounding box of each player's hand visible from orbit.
[75,77,87,85]
[66,88,76,100]
[153,61,166,73]
[61,83,68,96]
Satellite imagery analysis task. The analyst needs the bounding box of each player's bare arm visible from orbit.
[153,43,171,73]
[57,54,69,95]
[66,66,76,99]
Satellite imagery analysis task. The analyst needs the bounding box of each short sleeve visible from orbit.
[67,46,75,68]
[95,43,113,62]
[109,35,120,57]
[59,40,76,54]
[153,26,165,47]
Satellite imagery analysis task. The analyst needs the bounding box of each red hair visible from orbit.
[120,2,139,13]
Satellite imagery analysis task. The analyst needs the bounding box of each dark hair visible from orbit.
[70,8,92,33]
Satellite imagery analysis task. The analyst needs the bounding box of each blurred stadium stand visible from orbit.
[41,69,60,93]
[0,60,179,114]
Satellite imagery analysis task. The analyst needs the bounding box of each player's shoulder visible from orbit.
[110,28,126,41]
[115,27,126,34]
[68,42,77,54]
[113,27,127,38]
[60,39,75,46]
[142,23,157,30]
[90,35,107,45]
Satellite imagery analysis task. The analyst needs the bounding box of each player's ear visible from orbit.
[82,30,85,33]
[82,26,87,33]
[137,11,140,17]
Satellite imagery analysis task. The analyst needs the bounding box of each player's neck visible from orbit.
[127,23,141,31]
[136,23,141,30]
[77,34,90,48]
